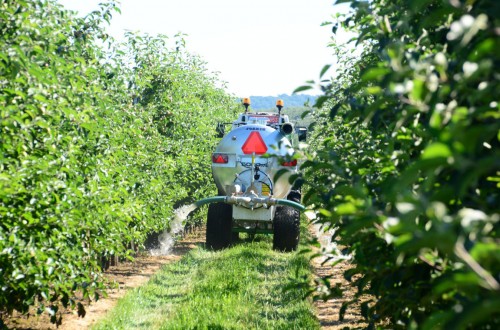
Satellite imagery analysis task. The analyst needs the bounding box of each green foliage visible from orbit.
[0,0,237,322]
[302,0,499,328]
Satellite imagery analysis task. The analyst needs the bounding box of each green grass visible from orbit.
[92,224,319,330]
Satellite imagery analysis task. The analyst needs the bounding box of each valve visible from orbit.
[254,165,260,180]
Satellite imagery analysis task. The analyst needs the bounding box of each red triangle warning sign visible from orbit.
[241,131,268,155]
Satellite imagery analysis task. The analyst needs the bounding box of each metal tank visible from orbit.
[212,123,295,200]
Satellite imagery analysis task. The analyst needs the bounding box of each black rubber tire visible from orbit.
[206,202,233,250]
[273,205,300,252]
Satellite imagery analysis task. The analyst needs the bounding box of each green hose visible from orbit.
[194,196,226,208]
[194,195,305,212]
[275,199,306,211]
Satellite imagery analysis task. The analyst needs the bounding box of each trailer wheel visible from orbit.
[206,202,233,250]
[273,205,300,252]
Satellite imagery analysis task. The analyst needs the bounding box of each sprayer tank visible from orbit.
[211,123,296,200]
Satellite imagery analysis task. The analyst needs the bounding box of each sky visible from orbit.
[58,0,349,97]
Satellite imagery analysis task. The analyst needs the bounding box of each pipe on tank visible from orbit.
[281,122,294,135]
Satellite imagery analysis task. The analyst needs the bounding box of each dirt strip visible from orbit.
[4,228,206,330]
[309,219,367,330]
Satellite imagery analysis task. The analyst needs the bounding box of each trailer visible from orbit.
[196,98,305,251]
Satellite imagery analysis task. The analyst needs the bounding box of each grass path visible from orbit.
[92,233,319,329]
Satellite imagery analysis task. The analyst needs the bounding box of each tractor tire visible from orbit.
[273,205,300,252]
[206,202,233,250]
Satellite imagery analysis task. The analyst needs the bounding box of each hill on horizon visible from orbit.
[243,94,317,110]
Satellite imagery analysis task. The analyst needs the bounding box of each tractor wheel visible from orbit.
[206,202,233,250]
[273,205,300,252]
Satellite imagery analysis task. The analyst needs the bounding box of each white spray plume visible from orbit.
[150,203,198,256]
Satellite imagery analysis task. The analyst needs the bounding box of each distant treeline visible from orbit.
[245,94,317,110]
